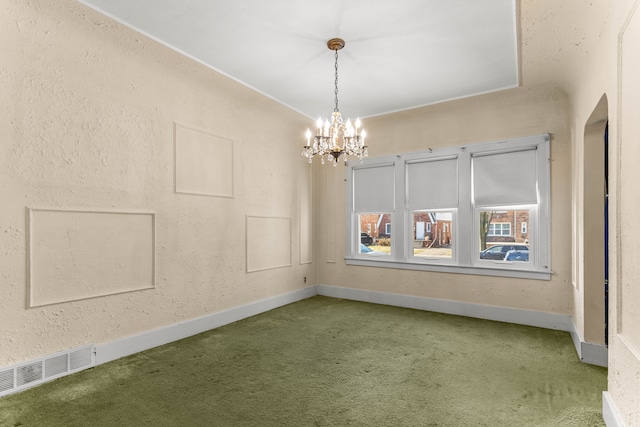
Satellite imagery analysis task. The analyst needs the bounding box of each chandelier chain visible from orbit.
[334,49,339,112]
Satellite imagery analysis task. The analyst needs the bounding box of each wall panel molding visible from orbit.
[299,164,313,265]
[325,166,336,263]
[174,122,234,198]
[27,207,155,307]
[246,216,291,273]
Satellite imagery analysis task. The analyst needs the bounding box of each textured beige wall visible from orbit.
[316,84,573,313]
[0,0,313,366]
[611,1,640,423]
[525,0,640,424]
[518,0,613,348]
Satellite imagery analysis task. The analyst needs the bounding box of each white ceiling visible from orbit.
[78,0,519,119]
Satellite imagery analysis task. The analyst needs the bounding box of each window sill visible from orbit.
[345,257,552,281]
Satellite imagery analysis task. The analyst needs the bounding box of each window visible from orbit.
[478,209,530,261]
[351,161,395,258]
[358,214,390,255]
[411,211,453,259]
[345,134,551,280]
[488,223,511,236]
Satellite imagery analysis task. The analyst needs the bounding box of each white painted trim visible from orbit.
[321,284,608,366]
[603,391,626,427]
[345,258,552,281]
[63,285,608,371]
[317,284,572,331]
[580,341,608,367]
[569,319,608,367]
[95,286,317,365]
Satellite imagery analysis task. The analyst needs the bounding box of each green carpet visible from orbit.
[0,296,607,426]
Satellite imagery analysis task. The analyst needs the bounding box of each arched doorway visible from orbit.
[582,94,608,346]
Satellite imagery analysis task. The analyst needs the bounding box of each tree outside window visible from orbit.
[479,209,530,252]
[479,211,495,251]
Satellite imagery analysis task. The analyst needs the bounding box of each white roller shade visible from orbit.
[472,149,538,206]
[407,157,458,210]
[353,164,395,213]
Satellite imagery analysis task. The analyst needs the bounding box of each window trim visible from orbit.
[345,134,552,280]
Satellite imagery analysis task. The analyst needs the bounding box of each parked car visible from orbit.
[360,244,384,256]
[479,244,529,260]
[504,249,529,262]
[360,232,373,245]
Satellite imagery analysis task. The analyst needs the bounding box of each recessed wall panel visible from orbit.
[246,216,291,273]
[325,166,336,263]
[28,208,155,307]
[300,165,312,264]
[174,123,234,198]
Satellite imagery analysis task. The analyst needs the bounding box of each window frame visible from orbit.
[345,134,551,280]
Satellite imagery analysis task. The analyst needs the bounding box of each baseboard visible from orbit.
[317,284,573,331]
[603,391,626,427]
[95,284,605,368]
[95,286,318,365]
[569,319,608,367]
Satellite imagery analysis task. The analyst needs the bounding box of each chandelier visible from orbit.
[302,38,368,166]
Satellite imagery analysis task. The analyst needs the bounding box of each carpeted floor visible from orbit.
[0,296,607,426]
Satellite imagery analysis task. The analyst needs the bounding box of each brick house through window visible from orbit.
[483,210,530,246]
[413,212,452,248]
